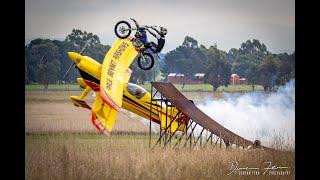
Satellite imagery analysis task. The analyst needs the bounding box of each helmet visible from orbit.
[160,26,167,36]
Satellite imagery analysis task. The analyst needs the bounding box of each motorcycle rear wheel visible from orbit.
[114,21,131,39]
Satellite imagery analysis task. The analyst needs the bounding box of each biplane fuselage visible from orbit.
[67,45,188,134]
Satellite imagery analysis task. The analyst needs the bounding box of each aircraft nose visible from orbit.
[67,52,82,64]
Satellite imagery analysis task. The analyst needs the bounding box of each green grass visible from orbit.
[25,84,81,91]
[217,84,264,92]
[139,83,263,92]
[25,83,264,92]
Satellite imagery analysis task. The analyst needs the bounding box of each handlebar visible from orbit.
[130,18,158,29]
[129,18,163,32]
[130,18,140,28]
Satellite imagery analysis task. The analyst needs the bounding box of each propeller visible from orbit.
[62,39,92,80]
[79,39,91,55]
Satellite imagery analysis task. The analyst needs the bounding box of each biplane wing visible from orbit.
[91,38,137,134]
[100,38,138,111]
[91,93,118,135]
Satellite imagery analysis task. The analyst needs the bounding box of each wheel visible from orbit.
[114,21,131,39]
[137,53,154,70]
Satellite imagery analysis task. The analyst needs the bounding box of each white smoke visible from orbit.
[196,80,295,148]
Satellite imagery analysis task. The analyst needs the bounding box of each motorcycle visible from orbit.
[114,18,158,70]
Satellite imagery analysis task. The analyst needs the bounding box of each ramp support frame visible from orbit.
[149,83,230,150]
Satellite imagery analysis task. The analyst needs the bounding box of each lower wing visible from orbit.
[91,93,118,135]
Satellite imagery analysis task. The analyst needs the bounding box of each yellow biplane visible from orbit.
[67,38,189,135]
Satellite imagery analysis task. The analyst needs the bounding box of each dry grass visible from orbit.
[26,133,294,180]
[25,91,295,179]
[25,90,223,103]
[25,91,223,134]
[26,101,149,133]
[26,91,149,133]
[25,91,87,102]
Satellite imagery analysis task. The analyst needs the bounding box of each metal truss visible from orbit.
[149,84,231,150]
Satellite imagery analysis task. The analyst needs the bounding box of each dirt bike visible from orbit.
[114,18,157,70]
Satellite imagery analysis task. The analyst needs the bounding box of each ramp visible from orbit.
[150,82,272,150]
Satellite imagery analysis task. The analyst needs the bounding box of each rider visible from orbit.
[130,18,167,53]
[145,26,167,53]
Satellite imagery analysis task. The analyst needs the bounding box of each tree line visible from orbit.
[163,36,294,91]
[25,29,159,89]
[25,29,294,91]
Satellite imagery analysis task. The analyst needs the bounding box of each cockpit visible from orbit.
[126,83,147,99]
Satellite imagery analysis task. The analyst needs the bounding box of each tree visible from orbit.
[257,55,278,91]
[227,48,239,63]
[182,36,198,48]
[204,46,231,91]
[246,64,259,91]
[37,59,61,90]
[30,41,61,89]
[84,43,111,63]
[226,39,288,91]
[277,51,295,79]
[25,30,112,85]
[163,36,208,79]
[229,39,270,77]
[51,40,78,83]
[239,39,268,58]
[25,57,28,83]
[64,29,110,62]
[62,30,111,83]
[65,29,100,49]
[129,57,161,84]
[25,39,54,83]
[231,55,253,78]
[276,59,291,86]
[289,51,295,78]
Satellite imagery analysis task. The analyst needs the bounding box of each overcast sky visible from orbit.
[25,0,295,54]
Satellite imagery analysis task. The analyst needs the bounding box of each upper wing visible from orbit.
[100,38,138,111]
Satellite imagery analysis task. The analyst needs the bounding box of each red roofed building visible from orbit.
[239,78,247,85]
[230,74,240,85]
[167,73,185,84]
[230,74,247,85]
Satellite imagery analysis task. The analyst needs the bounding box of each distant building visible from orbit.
[167,73,205,84]
[239,78,247,85]
[230,74,240,85]
[194,73,205,80]
[230,74,247,85]
[167,73,185,84]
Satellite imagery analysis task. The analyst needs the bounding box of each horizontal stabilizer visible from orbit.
[70,96,91,109]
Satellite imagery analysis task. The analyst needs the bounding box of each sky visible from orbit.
[25,0,295,54]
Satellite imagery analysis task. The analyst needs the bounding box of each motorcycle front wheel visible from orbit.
[137,53,154,70]
[114,21,131,39]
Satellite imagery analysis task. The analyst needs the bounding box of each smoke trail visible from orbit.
[196,80,295,148]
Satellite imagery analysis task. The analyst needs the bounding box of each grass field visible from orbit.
[25,90,223,134]
[25,84,81,91]
[25,91,149,134]
[25,90,294,179]
[25,83,264,92]
[26,133,294,180]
